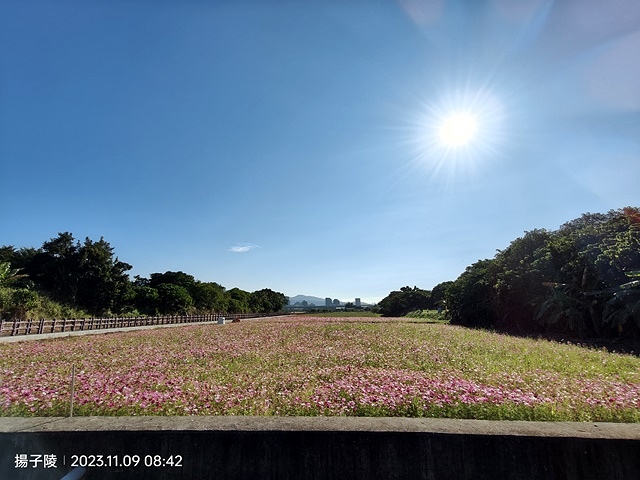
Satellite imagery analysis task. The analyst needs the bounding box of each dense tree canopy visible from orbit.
[443,207,640,339]
[0,232,287,319]
[378,286,440,317]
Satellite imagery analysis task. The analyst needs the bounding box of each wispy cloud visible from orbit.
[229,244,259,253]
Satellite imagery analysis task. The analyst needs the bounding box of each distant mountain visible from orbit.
[287,295,336,306]
[287,295,372,307]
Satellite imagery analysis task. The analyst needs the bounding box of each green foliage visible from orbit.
[378,286,433,317]
[227,287,251,313]
[0,286,89,320]
[75,237,133,314]
[149,271,196,291]
[405,310,448,322]
[0,262,27,287]
[444,207,640,339]
[191,282,229,312]
[7,232,133,315]
[2,234,288,319]
[445,260,497,328]
[156,284,194,315]
[249,288,288,313]
[131,286,160,315]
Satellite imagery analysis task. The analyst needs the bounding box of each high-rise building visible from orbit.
[325,298,332,307]
[355,298,361,307]
[333,299,340,306]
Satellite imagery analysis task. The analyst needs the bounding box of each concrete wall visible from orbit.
[1,417,639,480]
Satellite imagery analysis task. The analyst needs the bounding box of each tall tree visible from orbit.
[249,288,287,313]
[445,260,496,328]
[378,286,432,317]
[75,237,132,314]
[192,282,229,312]
[21,233,132,315]
[156,283,193,314]
[444,207,640,339]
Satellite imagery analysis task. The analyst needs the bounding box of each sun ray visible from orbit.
[397,85,508,189]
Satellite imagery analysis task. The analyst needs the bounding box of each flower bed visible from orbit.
[1,316,639,421]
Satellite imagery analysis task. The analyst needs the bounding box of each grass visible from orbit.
[1,316,639,421]
[404,309,449,323]
[303,311,381,317]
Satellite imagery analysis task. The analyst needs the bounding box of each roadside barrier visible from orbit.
[0,313,284,337]
[2,417,639,479]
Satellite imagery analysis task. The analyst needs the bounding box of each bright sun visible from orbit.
[404,87,505,183]
[438,112,478,147]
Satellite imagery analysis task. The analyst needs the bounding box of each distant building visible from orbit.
[325,298,332,307]
[333,299,340,306]
[301,300,308,307]
[355,298,361,307]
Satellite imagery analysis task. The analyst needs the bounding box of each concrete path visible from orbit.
[0,316,288,343]
[2,416,640,439]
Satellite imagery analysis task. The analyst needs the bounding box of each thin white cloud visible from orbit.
[229,244,259,253]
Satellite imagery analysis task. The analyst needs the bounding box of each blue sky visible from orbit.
[2,0,639,304]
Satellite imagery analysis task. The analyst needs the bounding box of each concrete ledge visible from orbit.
[2,416,639,479]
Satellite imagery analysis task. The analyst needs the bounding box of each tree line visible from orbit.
[378,207,640,340]
[376,284,451,317]
[0,232,288,319]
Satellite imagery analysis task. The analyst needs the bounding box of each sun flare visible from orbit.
[402,86,506,185]
[439,113,478,147]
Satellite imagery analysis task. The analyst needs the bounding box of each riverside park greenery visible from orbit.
[3,207,639,344]
[2,208,639,422]
[1,316,638,421]
[0,233,287,320]
[377,207,640,343]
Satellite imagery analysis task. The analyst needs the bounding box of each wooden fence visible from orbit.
[0,312,285,337]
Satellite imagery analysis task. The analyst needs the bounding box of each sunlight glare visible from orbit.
[439,113,478,147]
[400,86,507,187]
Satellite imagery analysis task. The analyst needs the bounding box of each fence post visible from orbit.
[38,319,45,334]
[69,364,75,418]
[0,319,4,336]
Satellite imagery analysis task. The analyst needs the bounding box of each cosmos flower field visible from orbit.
[1,316,639,422]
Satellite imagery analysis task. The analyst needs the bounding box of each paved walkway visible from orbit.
[0,316,288,343]
[2,416,639,438]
